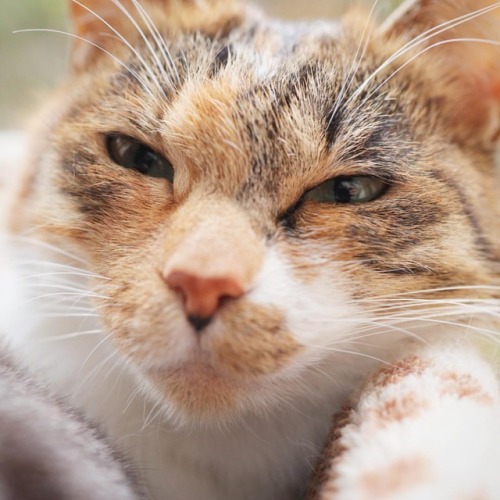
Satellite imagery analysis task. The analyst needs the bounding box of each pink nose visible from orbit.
[165,270,244,330]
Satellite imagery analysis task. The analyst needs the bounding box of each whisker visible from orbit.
[328,0,380,127]
[75,349,120,396]
[101,356,133,403]
[357,285,500,301]
[13,28,155,98]
[307,364,342,391]
[142,401,166,430]
[357,319,428,343]
[77,332,117,380]
[95,354,129,398]
[359,299,500,316]
[130,0,180,85]
[304,343,391,365]
[20,291,109,305]
[37,312,100,319]
[13,282,103,294]
[6,235,90,266]
[347,312,500,342]
[367,38,500,100]
[123,385,144,415]
[35,329,102,343]
[381,2,499,62]
[107,0,171,93]
[17,271,105,282]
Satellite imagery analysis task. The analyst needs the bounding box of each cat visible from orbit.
[0,345,142,500]
[0,0,498,499]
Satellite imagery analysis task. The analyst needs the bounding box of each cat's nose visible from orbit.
[165,270,244,331]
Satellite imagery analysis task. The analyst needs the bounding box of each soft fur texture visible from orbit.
[308,339,500,499]
[0,345,141,500]
[0,0,499,499]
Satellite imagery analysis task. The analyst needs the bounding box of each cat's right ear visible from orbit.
[379,0,500,150]
[69,0,134,72]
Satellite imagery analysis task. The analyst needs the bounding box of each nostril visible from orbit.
[187,315,212,332]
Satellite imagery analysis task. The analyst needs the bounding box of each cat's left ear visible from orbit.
[69,0,247,72]
[380,0,500,150]
[69,0,136,72]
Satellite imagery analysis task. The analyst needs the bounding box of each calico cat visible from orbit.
[1,0,499,499]
[0,346,141,500]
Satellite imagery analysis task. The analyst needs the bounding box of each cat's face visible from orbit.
[13,0,499,423]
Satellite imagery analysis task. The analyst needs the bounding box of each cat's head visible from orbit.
[13,0,500,424]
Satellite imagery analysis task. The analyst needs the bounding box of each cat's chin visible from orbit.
[139,359,290,427]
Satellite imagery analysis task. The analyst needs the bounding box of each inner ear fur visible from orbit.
[381,0,500,150]
[69,0,245,72]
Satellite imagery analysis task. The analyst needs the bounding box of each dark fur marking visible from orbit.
[379,266,435,275]
[63,150,98,176]
[428,169,493,258]
[112,62,144,89]
[357,258,437,276]
[112,37,185,96]
[326,107,342,147]
[208,44,232,77]
[215,44,230,68]
[69,182,116,208]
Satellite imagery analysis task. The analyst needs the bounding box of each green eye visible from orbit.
[106,134,174,182]
[303,176,387,204]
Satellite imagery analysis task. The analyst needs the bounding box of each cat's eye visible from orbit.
[106,134,174,182]
[303,176,387,204]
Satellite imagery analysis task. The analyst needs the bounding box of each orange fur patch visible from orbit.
[211,303,301,377]
[360,456,432,498]
[439,371,494,406]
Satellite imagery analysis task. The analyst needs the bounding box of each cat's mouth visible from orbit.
[136,300,301,377]
[116,298,304,419]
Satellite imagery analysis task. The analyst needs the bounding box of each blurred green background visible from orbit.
[0,0,400,129]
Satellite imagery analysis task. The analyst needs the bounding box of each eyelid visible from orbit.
[280,174,390,219]
[102,132,162,156]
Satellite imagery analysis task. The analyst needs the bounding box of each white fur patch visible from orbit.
[249,247,365,353]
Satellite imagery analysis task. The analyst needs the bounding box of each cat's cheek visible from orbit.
[248,248,364,350]
[99,298,197,371]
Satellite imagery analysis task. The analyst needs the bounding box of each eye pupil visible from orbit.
[136,150,156,174]
[333,179,355,203]
[106,134,174,182]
